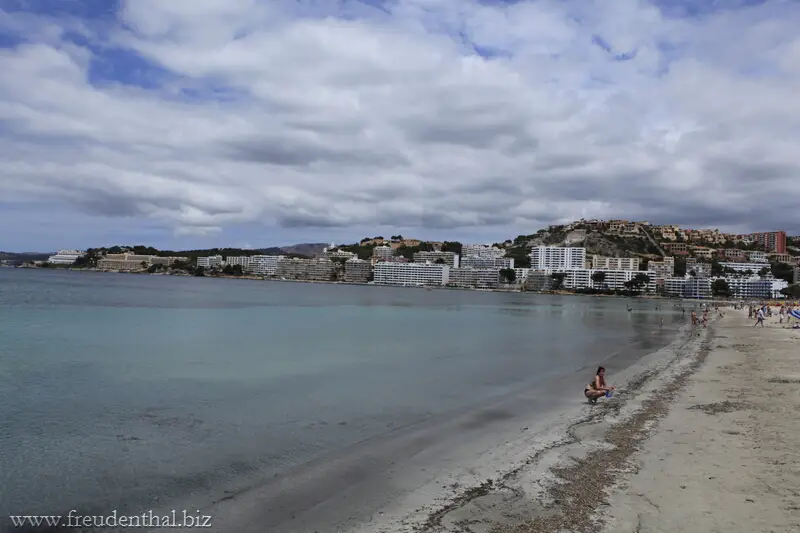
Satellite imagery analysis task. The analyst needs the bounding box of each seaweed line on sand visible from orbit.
[415,329,702,533]
[499,329,713,533]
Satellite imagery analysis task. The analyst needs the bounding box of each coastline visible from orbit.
[159,320,699,533]
[12,265,682,299]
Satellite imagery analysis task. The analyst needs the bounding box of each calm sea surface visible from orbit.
[0,268,682,528]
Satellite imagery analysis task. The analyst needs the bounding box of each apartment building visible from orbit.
[150,256,189,266]
[768,253,793,264]
[461,244,506,259]
[664,277,687,297]
[722,249,746,262]
[514,268,530,282]
[248,255,283,275]
[794,266,800,284]
[98,253,157,270]
[748,251,768,263]
[460,256,514,269]
[224,256,251,269]
[591,255,640,271]
[529,246,586,270]
[372,246,394,262]
[560,269,656,292]
[344,258,372,282]
[691,246,714,259]
[725,277,787,299]
[751,231,787,254]
[647,257,675,280]
[683,277,712,299]
[276,258,337,281]
[719,262,770,273]
[662,242,689,255]
[47,250,85,265]
[196,255,223,269]
[373,262,449,286]
[448,268,500,288]
[413,251,459,267]
[323,249,358,261]
[524,271,554,291]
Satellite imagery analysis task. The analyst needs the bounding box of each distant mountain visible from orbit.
[279,243,328,257]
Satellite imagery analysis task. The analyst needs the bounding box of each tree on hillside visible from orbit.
[591,271,606,287]
[771,262,794,283]
[711,279,732,297]
[710,260,724,277]
[504,246,531,268]
[674,257,687,277]
[499,268,516,284]
[758,266,770,278]
[441,241,463,254]
[550,272,567,290]
[780,284,800,298]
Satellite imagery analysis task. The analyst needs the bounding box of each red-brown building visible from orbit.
[751,231,787,254]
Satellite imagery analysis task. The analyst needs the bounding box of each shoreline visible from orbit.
[11,265,689,300]
[160,321,698,533]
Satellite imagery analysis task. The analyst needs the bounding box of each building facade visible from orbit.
[47,250,85,265]
[196,255,223,269]
[461,244,506,259]
[224,256,252,269]
[647,257,675,280]
[591,255,640,271]
[372,246,394,262]
[460,256,514,269]
[373,262,449,286]
[412,251,459,267]
[529,246,586,270]
[344,258,373,282]
[276,258,337,281]
[248,255,283,275]
[447,268,500,288]
[751,231,787,254]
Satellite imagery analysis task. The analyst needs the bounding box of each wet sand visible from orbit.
[362,309,799,533]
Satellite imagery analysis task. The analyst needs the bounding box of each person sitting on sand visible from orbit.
[585,366,615,404]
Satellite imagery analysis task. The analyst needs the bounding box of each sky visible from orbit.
[1,0,799,252]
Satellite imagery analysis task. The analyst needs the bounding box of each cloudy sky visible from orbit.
[1,0,798,252]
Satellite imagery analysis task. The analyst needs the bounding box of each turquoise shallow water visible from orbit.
[0,269,682,528]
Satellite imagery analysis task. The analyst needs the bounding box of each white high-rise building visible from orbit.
[372,246,394,262]
[248,255,283,275]
[47,250,85,265]
[373,262,449,286]
[591,255,640,271]
[225,256,252,269]
[529,247,586,270]
[413,251,459,267]
[461,244,506,259]
[196,255,223,269]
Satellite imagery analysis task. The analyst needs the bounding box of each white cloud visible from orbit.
[1,0,799,247]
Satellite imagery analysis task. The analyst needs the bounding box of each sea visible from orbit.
[0,268,685,532]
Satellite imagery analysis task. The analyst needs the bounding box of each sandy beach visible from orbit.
[366,309,799,533]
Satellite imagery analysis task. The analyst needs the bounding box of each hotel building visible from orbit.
[248,255,283,275]
[224,256,251,270]
[344,258,373,282]
[448,268,500,288]
[461,244,506,259]
[373,262,449,286]
[276,258,337,281]
[647,257,675,280]
[47,250,85,265]
[591,255,640,271]
[413,251,459,267]
[196,255,223,269]
[460,256,514,269]
[372,246,394,262]
[751,231,787,254]
[529,246,586,270]
[97,253,187,271]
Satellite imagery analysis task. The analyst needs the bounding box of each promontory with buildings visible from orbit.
[7,220,800,300]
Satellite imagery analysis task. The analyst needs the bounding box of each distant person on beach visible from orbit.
[584,366,615,404]
[754,307,765,327]
[691,310,697,326]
